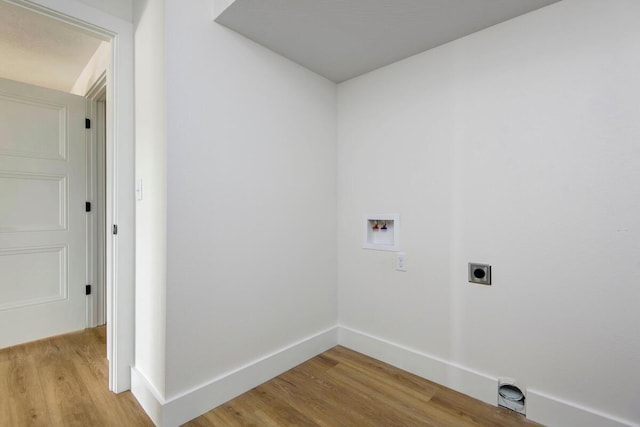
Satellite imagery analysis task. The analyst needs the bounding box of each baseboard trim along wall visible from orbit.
[338,326,497,405]
[131,368,165,425]
[526,389,638,427]
[337,326,637,427]
[132,326,339,427]
[132,325,636,427]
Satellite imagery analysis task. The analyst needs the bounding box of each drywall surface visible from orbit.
[77,0,132,22]
[337,0,640,424]
[164,0,337,399]
[213,0,234,18]
[71,40,109,95]
[133,0,167,398]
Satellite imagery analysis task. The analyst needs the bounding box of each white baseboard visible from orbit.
[338,325,638,427]
[527,389,638,427]
[338,326,497,405]
[132,324,637,427]
[131,367,165,425]
[132,326,338,427]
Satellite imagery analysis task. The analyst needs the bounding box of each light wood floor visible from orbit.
[187,346,542,427]
[0,327,152,427]
[1,328,542,427]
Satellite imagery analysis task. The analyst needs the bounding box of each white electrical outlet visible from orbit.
[395,252,407,272]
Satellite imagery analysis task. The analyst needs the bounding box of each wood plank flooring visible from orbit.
[187,346,542,427]
[0,327,152,427]
[1,329,543,426]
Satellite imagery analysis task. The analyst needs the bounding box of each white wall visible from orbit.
[212,0,235,18]
[133,0,167,399]
[76,0,132,22]
[164,0,337,401]
[338,0,640,425]
[71,40,109,95]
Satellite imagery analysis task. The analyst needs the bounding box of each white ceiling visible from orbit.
[0,1,103,92]
[215,0,562,83]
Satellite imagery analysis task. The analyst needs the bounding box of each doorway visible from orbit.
[0,0,135,393]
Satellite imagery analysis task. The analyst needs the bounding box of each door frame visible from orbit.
[86,72,106,329]
[6,0,135,393]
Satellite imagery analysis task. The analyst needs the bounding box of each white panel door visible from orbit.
[0,77,87,348]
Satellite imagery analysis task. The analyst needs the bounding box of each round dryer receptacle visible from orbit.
[468,263,491,285]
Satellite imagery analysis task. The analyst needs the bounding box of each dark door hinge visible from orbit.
[113,224,118,235]
[86,284,92,295]
[85,201,91,212]
[85,118,91,129]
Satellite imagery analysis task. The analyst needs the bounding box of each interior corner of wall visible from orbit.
[212,0,236,21]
